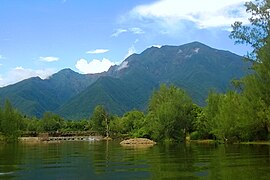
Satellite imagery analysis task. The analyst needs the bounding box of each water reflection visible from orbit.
[0,141,270,179]
[0,143,23,179]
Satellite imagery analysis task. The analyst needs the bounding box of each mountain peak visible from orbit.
[48,68,79,80]
[182,41,212,49]
[57,68,76,74]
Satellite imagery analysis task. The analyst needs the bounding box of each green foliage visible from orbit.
[145,84,194,142]
[213,92,244,141]
[90,105,110,136]
[110,110,146,137]
[240,34,270,140]
[201,0,270,142]
[41,112,64,132]
[230,0,270,59]
[25,117,42,132]
[63,119,90,132]
[0,100,21,141]
[190,131,200,140]
[191,105,210,139]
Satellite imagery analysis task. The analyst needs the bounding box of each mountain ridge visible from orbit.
[0,42,250,119]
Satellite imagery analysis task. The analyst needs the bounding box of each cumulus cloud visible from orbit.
[75,58,115,74]
[0,67,56,87]
[130,0,249,30]
[86,49,109,54]
[39,56,59,62]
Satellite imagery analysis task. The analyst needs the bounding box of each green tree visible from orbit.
[90,105,110,137]
[1,100,21,141]
[230,0,270,59]
[204,91,222,137]
[0,106,2,133]
[191,104,210,140]
[26,117,42,132]
[146,84,194,142]
[213,92,243,142]
[41,112,64,132]
[240,35,270,140]
[109,115,125,136]
[117,110,146,137]
[230,0,270,140]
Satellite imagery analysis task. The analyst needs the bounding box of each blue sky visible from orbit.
[0,0,251,86]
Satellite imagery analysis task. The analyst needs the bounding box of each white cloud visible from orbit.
[86,49,109,54]
[125,46,136,59]
[112,27,145,37]
[130,0,249,30]
[0,67,56,87]
[129,27,144,34]
[112,28,128,37]
[152,44,162,48]
[39,56,59,62]
[117,61,129,71]
[75,58,115,74]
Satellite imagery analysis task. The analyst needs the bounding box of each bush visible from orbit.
[190,131,200,140]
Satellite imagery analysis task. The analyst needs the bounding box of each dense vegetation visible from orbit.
[1,0,269,143]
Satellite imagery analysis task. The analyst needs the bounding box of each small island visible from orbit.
[120,138,156,147]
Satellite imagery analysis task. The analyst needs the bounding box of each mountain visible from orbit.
[58,42,250,119]
[0,69,101,117]
[57,68,158,119]
[0,42,250,119]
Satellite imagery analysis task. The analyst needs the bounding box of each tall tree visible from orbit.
[1,100,21,141]
[229,0,270,140]
[147,84,194,142]
[90,105,109,137]
[230,0,270,59]
[240,35,270,140]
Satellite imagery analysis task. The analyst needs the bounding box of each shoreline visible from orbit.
[2,136,270,145]
[188,139,270,145]
[18,136,104,143]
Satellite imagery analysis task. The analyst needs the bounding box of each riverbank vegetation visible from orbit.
[0,0,270,143]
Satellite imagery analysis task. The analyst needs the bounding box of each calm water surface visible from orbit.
[0,141,270,179]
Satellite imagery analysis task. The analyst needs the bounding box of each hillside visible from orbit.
[0,69,100,117]
[58,42,250,119]
[0,42,250,119]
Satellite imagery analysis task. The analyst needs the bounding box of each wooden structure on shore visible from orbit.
[48,136,102,141]
[21,131,100,137]
[20,131,103,142]
[20,135,103,143]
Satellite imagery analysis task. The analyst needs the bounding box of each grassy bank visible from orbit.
[239,141,270,145]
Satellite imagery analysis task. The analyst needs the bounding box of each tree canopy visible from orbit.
[230,0,270,59]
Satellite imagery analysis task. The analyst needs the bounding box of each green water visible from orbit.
[0,141,270,179]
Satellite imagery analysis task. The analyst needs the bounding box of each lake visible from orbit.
[0,141,270,179]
